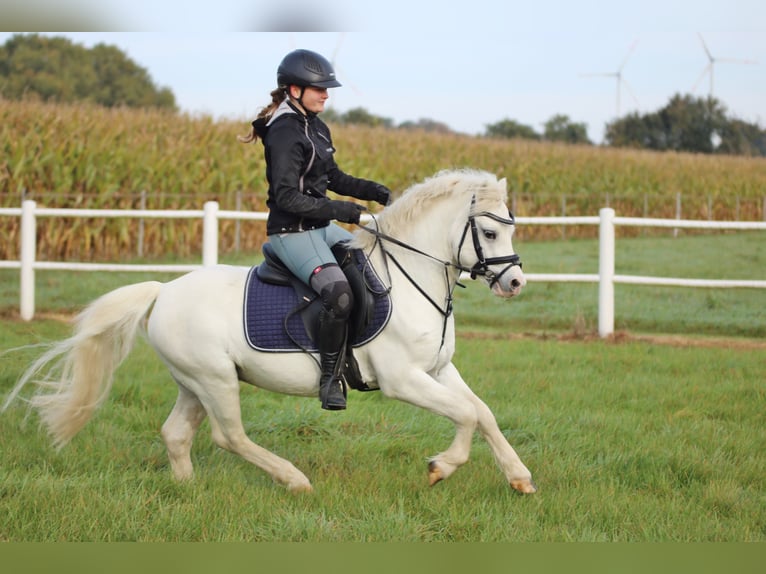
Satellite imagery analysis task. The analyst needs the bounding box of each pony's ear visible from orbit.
[498,177,507,189]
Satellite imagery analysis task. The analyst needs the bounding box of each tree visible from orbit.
[89,43,176,109]
[604,93,765,156]
[340,107,394,128]
[543,114,592,144]
[0,33,177,111]
[605,111,666,149]
[717,118,766,157]
[398,118,452,133]
[484,118,540,140]
[321,107,342,124]
[660,94,726,153]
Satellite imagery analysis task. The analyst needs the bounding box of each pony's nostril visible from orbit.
[511,279,521,289]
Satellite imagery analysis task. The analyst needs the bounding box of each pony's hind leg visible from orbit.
[207,388,313,492]
[162,385,207,481]
[179,369,313,493]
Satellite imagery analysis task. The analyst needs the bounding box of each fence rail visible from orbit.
[2,201,765,336]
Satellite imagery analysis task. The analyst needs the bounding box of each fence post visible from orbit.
[235,189,242,253]
[598,207,615,338]
[561,195,567,240]
[202,201,219,266]
[138,190,146,257]
[20,200,37,321]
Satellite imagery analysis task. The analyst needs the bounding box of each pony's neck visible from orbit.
[354,190,470,263]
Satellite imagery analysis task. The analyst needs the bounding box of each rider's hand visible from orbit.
[373,184,392,206]
[332,201,367,224]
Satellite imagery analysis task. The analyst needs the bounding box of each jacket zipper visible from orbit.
[297,117,317,232]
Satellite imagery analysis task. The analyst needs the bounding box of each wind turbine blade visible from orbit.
[716,57,758,65]
[579,72,617,78]
[332,32,346,65]
[619,38,639,72]
[691,64,711,93]
[335,63,363,96]
[698,32,713,62]
[621,78,640,107]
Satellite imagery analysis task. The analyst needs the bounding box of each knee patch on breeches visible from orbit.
[310,264,354,320]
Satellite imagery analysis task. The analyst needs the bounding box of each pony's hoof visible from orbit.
[427,460,444,486]
[288,482,314,494]
[510,478,537,494]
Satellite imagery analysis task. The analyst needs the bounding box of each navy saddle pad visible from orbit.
[243,249,391,352]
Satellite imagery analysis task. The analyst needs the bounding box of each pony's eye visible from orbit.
[483,229,497,240]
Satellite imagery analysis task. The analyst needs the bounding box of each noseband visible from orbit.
[456,196,522,288]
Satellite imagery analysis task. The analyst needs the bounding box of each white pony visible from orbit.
[3,169,536,494]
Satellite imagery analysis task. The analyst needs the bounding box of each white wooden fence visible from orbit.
[2,200,765,336]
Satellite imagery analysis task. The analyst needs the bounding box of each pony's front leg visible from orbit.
[436,362,537,494]
[379,367,479,485]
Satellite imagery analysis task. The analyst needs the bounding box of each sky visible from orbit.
[1,1,765,143]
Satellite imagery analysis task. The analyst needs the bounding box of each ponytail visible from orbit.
[238,87,287,144]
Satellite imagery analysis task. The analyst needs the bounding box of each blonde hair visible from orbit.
[238,87,287,144]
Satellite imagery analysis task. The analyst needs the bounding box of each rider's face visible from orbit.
[292,85,329,114]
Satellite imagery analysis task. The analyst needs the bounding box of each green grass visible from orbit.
[1,323,764,541]
[1,231,764,541]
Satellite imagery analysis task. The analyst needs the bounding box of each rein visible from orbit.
[357,195,522,349]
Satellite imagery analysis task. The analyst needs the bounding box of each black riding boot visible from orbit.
[318,309,347,411]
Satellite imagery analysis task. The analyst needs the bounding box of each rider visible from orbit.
[240,49,391,411]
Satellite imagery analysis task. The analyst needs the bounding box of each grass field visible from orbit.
[0,231,764,541]
[1,323,764,541]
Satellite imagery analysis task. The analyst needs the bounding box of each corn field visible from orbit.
[2,99,765,261]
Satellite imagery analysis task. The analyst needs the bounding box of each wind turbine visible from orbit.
[330,33,362,97]
[580,39,640,118]
[691,33,757,98]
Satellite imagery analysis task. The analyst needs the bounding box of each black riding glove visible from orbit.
[373,184,392,206]
[332,201,367,224]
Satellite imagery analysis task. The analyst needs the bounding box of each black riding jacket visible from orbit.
[253,99,387,235]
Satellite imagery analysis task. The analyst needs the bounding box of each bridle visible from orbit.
[358,194,522,349]
[455,195,522,288]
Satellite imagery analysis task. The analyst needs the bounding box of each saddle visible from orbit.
[243,241,391,392]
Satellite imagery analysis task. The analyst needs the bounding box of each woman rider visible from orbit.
[240,49,391,411]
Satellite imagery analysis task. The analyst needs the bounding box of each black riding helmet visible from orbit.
[277,49,342,89]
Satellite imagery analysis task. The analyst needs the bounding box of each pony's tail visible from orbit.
[2,281,164,449]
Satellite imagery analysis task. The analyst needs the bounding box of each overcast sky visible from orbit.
[1,0,764,143]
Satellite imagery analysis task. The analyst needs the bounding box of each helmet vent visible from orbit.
[303,55,324,75]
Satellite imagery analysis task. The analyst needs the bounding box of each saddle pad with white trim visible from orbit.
[243,251,392,352]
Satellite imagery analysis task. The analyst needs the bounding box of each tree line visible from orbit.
[2,34,764,156]
[0,33,176,110]
[604,94,766,156]
[278,91,766,157]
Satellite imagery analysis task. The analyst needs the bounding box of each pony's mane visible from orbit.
[353,168,507,249]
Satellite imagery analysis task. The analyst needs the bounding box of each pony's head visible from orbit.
[456,171,525,298]
[354,169,525,298]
